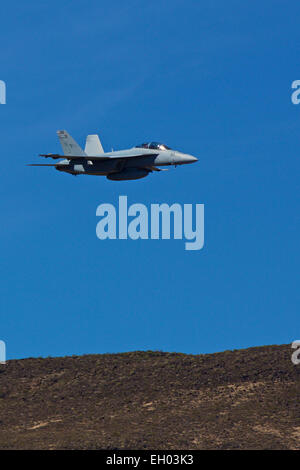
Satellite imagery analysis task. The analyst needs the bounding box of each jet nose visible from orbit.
[174,152,198,165]
[184,154,198,164]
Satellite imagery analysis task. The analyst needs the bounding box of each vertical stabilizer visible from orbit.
[85,134,104,155]
[57,130,86,156]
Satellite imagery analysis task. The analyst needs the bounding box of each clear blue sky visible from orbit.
[1,0,299,359]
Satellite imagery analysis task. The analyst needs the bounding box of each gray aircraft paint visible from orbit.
[29,130,198,181]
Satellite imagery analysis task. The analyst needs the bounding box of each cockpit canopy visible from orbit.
[135,142,171,151]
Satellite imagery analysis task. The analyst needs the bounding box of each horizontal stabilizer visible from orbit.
[40,153,84,159]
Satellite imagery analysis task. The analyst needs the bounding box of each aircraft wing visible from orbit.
[39,153,158,161]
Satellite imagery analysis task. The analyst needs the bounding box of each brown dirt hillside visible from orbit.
[0,344,299,449]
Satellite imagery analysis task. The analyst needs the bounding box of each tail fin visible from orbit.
[84,134,104,155]
[57,130,86,156]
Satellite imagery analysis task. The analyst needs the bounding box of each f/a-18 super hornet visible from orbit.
[29,130,198,181]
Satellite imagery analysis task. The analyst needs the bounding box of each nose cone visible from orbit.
[181,154,198,164]
[188,155,198,163]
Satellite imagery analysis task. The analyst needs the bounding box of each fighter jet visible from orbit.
[29,130,198,181]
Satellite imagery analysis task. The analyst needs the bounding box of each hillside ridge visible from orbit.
[0,344,299,449]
